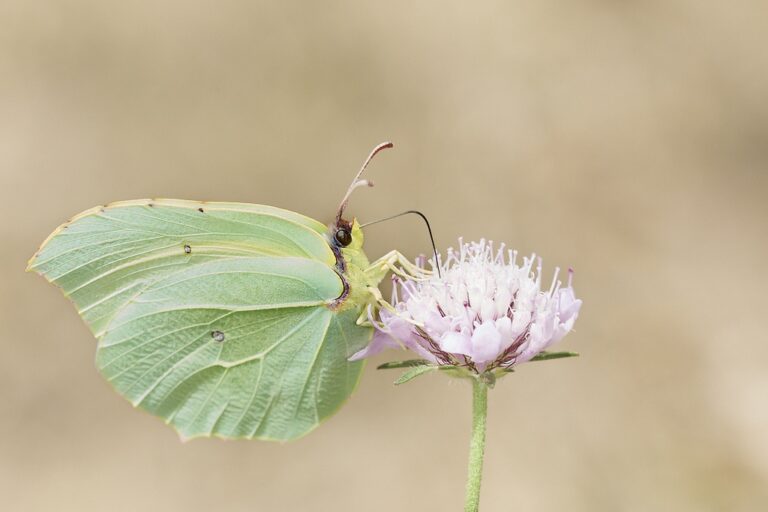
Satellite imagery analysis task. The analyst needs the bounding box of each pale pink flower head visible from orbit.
[352,239,582,373]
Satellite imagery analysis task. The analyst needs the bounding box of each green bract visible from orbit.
[28,199,388,441]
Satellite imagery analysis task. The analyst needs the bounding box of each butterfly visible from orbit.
[27,142,416,441]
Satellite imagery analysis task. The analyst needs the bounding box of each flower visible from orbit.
[352,239,582,373]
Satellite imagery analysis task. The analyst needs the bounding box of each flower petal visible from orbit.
[439,331,472,355]
[469,321,503,363]
[349,331,398,361]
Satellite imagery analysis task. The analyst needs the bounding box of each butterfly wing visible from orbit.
[28,199,372,440]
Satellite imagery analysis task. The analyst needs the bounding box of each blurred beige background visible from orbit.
[1,1,767,511]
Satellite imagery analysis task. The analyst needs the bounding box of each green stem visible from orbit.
[464,377,488,512]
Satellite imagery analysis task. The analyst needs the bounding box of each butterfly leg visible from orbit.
[359,251,434,327]
[355,287,389,327]
[358,251,421,325]
[364,250,430,286]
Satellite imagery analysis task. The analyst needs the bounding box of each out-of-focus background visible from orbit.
[1,1,766,511]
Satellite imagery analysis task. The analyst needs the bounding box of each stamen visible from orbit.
[495,242,506,264]
[390,275,400,304]
[536,257,543,286]
[549,267,561,296]
[524,253,536,275]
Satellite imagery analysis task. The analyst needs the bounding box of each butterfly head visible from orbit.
[331,217,363,251]
[329,216,366,272]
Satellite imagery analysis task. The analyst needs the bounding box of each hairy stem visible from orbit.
[464,378,488,512]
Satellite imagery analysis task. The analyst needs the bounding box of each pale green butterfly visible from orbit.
[27,142,417,441]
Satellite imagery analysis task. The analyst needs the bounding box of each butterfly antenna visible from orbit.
[360,210,442,278]
[336,141,394,224]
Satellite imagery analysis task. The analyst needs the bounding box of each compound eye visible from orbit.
[334,228,352,247]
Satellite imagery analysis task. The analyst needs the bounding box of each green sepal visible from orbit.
[495,351,579,375]
[438,365,471,379]
[377,359,431,370]
[529,351,579,362]
[478,371,497,388]
[394,365,438,385]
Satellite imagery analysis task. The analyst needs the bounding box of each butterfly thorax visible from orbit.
[328,219,379,312]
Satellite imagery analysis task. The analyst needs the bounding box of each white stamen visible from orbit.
[549,267,561,296]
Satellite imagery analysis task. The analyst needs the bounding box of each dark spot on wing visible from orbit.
[211,330,225,342]
[184,244,192,254]
[197,207,204,213]
[148,202,155,208]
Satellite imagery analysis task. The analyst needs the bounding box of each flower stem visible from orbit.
[464,377,488,512]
